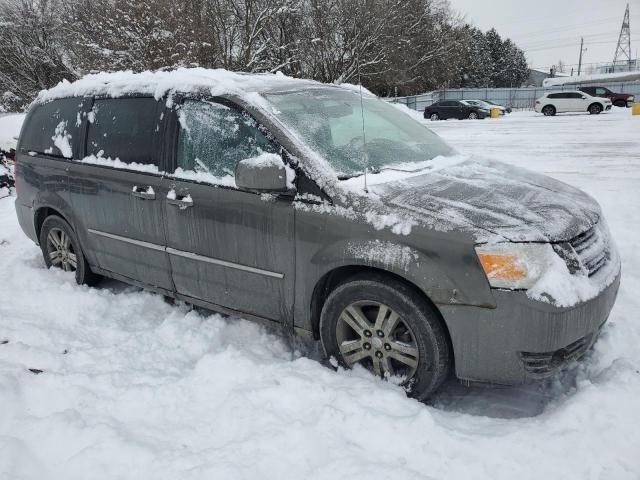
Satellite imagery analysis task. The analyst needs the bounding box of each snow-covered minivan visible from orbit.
[14,69,620,400]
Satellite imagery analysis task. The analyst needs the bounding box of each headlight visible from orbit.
[628,96,635,101]
[475,243,557,289]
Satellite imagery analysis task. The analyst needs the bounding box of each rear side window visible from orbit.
[87,98,159,165]
[176,99,276,178]
[20,98,84,158]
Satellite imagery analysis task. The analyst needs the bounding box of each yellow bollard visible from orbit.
[490,107,501,118]
[632,103,640,115]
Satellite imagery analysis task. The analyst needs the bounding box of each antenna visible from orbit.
[355,25,368,193]
[613,4,632,71]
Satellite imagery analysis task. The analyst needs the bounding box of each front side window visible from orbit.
[21,98,84,158]
[263,88,453,178]
[87,98,159,165]
[176,99,276,179]
[595,88,608,95]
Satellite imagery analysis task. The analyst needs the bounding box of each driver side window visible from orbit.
[176,99,277,179]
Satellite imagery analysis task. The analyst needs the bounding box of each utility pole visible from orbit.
[613,4,632,71]
[577,37,584,75]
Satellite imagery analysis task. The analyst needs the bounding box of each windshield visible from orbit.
[263,88,454,178]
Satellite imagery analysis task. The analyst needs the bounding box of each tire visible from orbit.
[468,111,478,120]
[320,272,451,401]
[588,103,602,115]
[613,100,626,108]
[39,215,100,286]
[542,105,556,116]
[429,113,439,121]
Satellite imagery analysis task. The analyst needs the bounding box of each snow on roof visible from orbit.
[543,71,640,88]
[34,68,330,105]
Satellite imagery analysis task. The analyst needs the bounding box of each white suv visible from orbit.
[535,91,612,116]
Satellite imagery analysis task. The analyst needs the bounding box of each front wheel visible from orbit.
[468,111,478,120]
[320,273,451,400]
[39,215,100,285]
[588,103,602,115]
[429,113,439,121]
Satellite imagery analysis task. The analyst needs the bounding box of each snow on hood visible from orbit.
[372,157,601,243]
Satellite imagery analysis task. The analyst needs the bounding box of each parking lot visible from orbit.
[1,107,639,479]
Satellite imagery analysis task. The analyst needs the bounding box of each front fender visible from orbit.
[312,236,496,308]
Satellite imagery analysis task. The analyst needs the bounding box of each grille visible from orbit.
[520,333,595,379]
[569,224,610,277]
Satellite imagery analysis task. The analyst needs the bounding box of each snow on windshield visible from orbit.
[263,88,454,178]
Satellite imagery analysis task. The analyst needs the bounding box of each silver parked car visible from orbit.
[14,70,620,399]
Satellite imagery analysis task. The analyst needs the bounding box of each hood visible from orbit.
[376,158,601,243]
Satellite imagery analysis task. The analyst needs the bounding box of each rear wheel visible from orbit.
[320,273,451,400]
[588,103,602,115]
[468,111,478,120]
[542,105,556,116]
[39,215,100,286]
[429,113,439,121]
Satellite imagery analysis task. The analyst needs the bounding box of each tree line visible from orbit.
[0,0,529,111]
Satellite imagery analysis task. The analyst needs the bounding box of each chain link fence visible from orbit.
[392,81,640,111]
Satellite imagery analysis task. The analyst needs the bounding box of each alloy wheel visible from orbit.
[46,227,77,272]
[336,301,420,380]
[469,112,478,119]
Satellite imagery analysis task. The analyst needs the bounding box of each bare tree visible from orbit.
[0,0,76,109]
[0,0,529,110]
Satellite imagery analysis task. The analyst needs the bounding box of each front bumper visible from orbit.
[439,272,620,385]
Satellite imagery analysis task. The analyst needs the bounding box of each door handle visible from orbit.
[132,185,156,200]
[167,193,194,209]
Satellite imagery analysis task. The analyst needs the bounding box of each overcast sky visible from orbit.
[449,0,637,73]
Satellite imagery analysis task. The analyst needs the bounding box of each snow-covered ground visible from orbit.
[0,113,25,151]
[1,108,639,479]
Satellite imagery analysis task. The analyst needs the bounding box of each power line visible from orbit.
[514,16,622,41]
[524,40,619,53]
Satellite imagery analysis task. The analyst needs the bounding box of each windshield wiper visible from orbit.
[337,167,381,180]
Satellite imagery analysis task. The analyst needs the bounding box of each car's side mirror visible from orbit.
[582,96,587,99]
[235,155,294,194]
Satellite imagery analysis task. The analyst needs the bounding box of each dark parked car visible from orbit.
[579,86,635,108]
[424,100,489,120]
[14,70,621,400]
